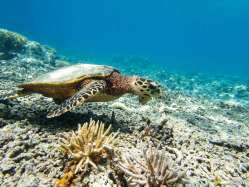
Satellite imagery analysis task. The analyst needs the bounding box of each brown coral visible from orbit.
[55,170,74,187]
[59,119,119,174]
[118,147,185,187]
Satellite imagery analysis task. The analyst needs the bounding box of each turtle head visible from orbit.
[131,77,162,104]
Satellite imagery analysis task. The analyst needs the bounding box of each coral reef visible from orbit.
[58,119,119,174]
[24,41,56,64]
[0,29,249,186]
[0,29,27,60]
[118,147,185,187]
[0,28,56,66]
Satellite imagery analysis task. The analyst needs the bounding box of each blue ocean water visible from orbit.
[0,0,249,77]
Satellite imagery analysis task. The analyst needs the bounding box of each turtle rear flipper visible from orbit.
[47,80,106,118]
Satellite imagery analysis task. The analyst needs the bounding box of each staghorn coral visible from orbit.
[59,119,119,174]
[118,147,185,187]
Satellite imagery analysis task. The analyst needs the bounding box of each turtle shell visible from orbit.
[18,64,119,100]
[30,64,118,84]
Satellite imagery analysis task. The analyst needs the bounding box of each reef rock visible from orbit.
[0,28,56,65]
[0,29,27,60]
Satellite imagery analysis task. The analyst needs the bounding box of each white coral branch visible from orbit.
[118,147,184,187]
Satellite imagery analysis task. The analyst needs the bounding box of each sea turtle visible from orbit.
[17,64,162,118]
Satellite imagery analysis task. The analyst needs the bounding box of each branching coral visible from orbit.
[118,148,185,187]
[59,119,119,174]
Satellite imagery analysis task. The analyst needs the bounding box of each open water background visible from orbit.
[0,0,249,78]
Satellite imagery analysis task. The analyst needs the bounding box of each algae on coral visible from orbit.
[0,29,27,60]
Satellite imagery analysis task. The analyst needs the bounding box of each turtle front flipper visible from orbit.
[47,80,107,118]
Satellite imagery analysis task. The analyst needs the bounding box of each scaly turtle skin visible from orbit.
[17,64,162,118]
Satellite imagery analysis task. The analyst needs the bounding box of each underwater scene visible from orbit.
[0,1,249,187]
